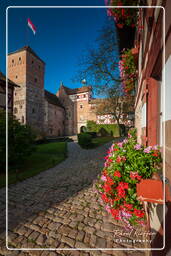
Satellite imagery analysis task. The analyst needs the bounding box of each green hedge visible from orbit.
[86,120,120,137]
[77,133,92,147]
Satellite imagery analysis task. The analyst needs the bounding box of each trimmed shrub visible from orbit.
[87,120,120,137]
[77,133,92,147]
[86,132,97,138]
[0,111,35,173]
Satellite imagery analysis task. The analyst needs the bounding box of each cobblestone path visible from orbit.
[0,141,150,256]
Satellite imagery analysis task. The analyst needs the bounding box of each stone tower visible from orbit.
[8,46,45,132]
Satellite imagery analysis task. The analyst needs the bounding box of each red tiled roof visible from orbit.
[62,85,92,95]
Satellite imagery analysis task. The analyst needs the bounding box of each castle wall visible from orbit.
[57,86,74,135]
[25,51,45,132]
[44,100,65,136]
[8,48,45,133]
[8,51,27,124]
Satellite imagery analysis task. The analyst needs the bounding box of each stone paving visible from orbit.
[0,140,151,256]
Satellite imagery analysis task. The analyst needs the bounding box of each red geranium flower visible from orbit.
[110,208,120,220]
[130,172,142,181]
[117,23,124,29]
[134,209,145,218]
[119,182,129,190]
[114,170,121,178]
[101,193,110,203]
[116,156,122,163]
[124,203,133,210]
[106,176,115,186]
[103,183,112,193]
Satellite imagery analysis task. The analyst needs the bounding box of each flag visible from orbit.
[27,18,36,35]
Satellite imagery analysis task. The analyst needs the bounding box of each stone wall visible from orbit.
[8,48,45,133]
[44,100,65,136]
[57,86,74,135]
[8,51,27,124]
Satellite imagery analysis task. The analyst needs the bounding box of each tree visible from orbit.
[0,111,35,173]
[74,21,121,95]
[95,87,135,132]
[74,21,134,135]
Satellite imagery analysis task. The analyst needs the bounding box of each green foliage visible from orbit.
[0,111,35,173]
[87,120,120,137]
[77,133,93,147]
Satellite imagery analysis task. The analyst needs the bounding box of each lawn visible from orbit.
[80,136,114,149]
[0,142,67,188]
[92,136,114,146]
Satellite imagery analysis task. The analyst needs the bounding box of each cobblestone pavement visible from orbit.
[0,140,151,256]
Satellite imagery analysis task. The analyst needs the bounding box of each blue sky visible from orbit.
[0,0,119,95]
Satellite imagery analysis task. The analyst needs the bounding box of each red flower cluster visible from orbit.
[110,208,120,220]
[133,209,145,218]
[124,202,133,210]
[152,150,159,157]
[116,156,126,163]
[130,171,142,181]
[116,182,129,198]
[114,170,121,178]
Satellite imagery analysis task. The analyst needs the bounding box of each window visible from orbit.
[32,60,34,64]
[32,108,35,113]
[80,104,83,109]
[39,65,41,69]
[16,75,18,79]
[84,94,86,98]
[15,93,17,96]
[19,57,21,61]
[34,78,37,83]
[14,107,18,114]
[21,116,24,123]
[20,105,22,109]
[12,59,14,63]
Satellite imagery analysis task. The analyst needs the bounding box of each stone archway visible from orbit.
[80,126,87,133]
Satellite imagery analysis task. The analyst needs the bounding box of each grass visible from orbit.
[79,136,114,149]
[0,142,67,188]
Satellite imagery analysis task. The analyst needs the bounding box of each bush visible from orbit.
[86,132,97,138]
[77,133,92,147]
[0,111,35,172]
[87,120,120,137]
[96,131,162,229]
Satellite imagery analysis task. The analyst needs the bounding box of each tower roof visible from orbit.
[44,90,64,108]
[62,85,92,95]
[8,46,45,64]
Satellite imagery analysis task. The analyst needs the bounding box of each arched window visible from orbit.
[14,107,18,114]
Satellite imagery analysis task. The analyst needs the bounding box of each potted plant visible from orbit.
[96,128,162,229]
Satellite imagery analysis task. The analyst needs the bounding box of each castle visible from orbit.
[7,46,102,136]
[7,46,133,136]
